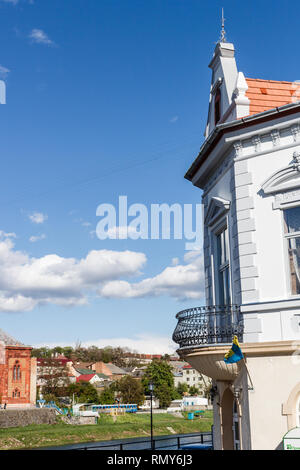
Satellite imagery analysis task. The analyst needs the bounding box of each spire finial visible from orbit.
[220,8,226,43]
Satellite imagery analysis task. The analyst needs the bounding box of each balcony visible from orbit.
[172,305,243,349]
[172,305,244,380]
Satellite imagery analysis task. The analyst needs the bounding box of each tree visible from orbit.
[62,347,74,358]
[67,381,99,403]
[161,354,171,361]
[31,347,52,358]
[176,382,189,397]
[156,383,173,408]
[142,360,175,409]
[189,385,199,396]
[99,386,115,404]
[115,376,144,405]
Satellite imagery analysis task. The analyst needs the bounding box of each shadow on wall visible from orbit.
[275,440,284,450]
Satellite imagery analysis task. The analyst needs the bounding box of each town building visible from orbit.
[73,361,128,381]
[172,31,300,450]
[76,373,108,385]
[36,355,76,395]
[173,364,211,397]
[0,329,36,408]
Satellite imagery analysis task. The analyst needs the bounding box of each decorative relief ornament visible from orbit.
[292,151,300,172]
[252,135,261,152]
[291,124,300,142]
[271,129,280,146]
[233,140,243,157]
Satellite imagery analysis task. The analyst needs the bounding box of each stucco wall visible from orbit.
[247,353,300,450]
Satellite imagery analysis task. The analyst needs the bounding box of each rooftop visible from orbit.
[0,328,24,346]
[76,374,96,382]
[245,78,298,115]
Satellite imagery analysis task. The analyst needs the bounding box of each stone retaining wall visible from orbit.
[0,408,56,428]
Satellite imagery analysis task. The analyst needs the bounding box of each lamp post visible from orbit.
[149,381,155,450]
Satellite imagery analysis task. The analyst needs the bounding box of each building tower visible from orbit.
[173,33,300,449]
[0,329,36,408]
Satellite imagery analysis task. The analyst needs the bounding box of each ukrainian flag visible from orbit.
[224,336,244,364]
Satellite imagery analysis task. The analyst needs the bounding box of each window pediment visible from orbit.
[204,197,230,227]
[262,151,300,195]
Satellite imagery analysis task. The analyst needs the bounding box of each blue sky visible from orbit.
[0,0,298,353]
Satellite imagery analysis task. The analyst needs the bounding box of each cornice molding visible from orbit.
[204,196,231,227]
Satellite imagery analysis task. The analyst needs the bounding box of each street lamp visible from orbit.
[148,381,155,450]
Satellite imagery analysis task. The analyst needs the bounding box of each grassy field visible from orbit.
[0,411,213,450]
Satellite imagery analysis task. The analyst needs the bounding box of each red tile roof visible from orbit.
[245,78,299,116]
[76,374,96,383]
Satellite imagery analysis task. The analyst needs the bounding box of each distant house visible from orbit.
[173,365,211,396]
[37,356,76,394]
[76,374,102,385]
[72,361,128,381]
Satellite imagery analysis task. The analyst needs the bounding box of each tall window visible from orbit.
[214,88,221,125]
[13,361,21,381]
[284,207,300,295]
[216,227,231,305]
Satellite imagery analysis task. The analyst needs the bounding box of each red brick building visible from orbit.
[0,329,36,408]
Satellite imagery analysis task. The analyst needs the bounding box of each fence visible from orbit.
[74,431,213,450]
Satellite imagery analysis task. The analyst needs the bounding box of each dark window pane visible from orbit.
[284,207,300,233]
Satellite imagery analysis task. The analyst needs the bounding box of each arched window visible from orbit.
[12,389,20,398]
[214,88,221,125]
[13,361,21,381]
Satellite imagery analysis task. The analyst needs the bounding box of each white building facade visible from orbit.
[173,365,210,397]
[173,37,300,450]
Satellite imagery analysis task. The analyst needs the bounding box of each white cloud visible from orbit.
[99,251,204,301]
[34,334,177,355]
[29,234,46,243]
[28,212,48,224]
[0,230,16,239]
[0,235,146,312]
[29,29,54,46]
[170,116,179,123]
[0,230,204,312]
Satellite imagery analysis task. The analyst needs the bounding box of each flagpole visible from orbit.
[242,357,254,390]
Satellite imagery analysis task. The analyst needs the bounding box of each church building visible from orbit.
[173,27,300,449]
[0,329,36,408]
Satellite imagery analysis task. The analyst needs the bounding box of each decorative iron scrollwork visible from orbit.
[172,305,243,349]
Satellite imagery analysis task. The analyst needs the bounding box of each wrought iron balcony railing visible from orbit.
[172,305,243,349]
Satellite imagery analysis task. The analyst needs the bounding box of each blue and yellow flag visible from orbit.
[224,336,244,364]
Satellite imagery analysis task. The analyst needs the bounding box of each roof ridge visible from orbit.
[246,77,294,84]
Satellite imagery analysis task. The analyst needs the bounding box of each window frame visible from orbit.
[282,206,300,297]
[214,220,232,306]
[214,88,221,125]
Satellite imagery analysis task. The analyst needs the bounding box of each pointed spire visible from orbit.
[220,8,226,43]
